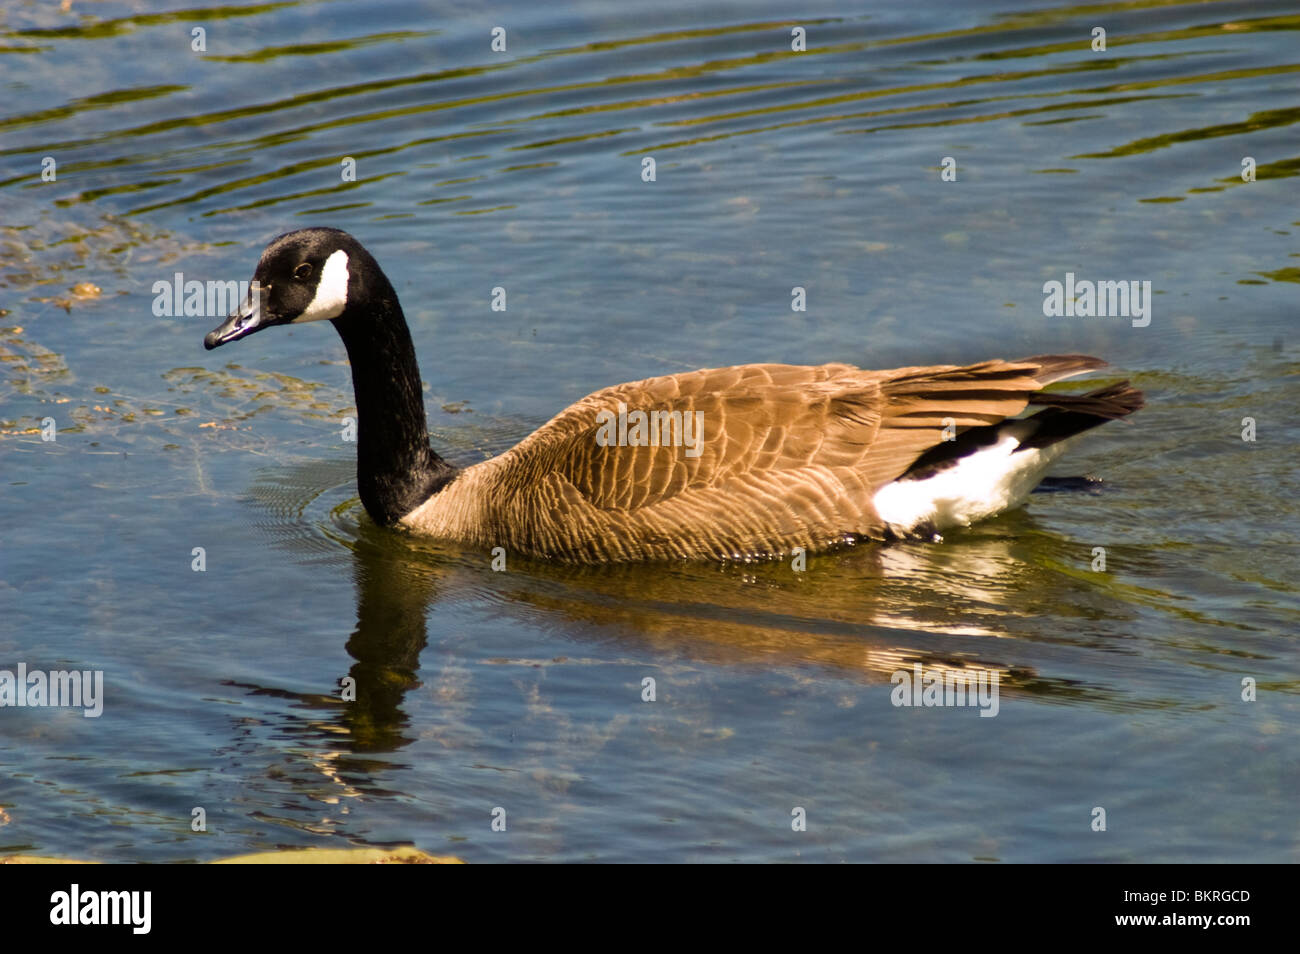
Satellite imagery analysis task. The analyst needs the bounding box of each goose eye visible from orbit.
[294,263,313,280]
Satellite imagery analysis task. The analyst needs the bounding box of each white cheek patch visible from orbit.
[293,248,350,322]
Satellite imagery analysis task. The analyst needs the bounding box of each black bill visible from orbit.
[204,285,267,350]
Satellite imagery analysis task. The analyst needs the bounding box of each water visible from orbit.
[1,0,1297,862]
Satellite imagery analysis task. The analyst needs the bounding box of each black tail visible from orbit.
[1017,381,1144,450]
[898,380,1144,481]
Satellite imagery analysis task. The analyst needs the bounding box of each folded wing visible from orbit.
[485,354,1109,562]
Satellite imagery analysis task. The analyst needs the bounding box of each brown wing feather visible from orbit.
[475,355,1105,562]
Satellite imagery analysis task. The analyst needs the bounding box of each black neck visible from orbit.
[331,292,456,526]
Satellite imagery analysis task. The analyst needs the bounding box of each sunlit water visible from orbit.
[1,0,1297,862]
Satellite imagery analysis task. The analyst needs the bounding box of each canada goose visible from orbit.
[204,228,1143,564]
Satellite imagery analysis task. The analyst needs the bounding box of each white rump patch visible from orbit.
[872,434,1077,536]
[293,248,350,322]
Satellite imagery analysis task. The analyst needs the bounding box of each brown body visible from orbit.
[402,354,1136,563]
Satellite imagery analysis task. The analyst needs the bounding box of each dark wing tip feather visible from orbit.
[1027,379,1145,420]
[1014,353,1108,385]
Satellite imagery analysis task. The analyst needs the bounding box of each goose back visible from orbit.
[401,354,1112,563]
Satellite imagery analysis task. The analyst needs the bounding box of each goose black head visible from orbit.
[204,227,383,350]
